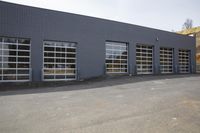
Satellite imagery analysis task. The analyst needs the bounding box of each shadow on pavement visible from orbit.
[0,74,199,96]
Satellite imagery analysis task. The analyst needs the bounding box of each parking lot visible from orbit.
[0,75,200,133]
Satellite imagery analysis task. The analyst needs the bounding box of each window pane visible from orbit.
[55,64,65,68]
[17,69,29,74]
[44,75,54,79]
[56,53,65,57]
[55,69,65,74]
[18,57,29,62]
[66,69,75,74]
[18,63,29,68]
[3,50,17,56]
[66,75,76,79]
[45,47,54,51]
[44,69,54,74]
[67,48,75,52]
[3,75,16,80]
[55,75,65,79]
[66,53,75,58]
[3,69,16,74]
[4,37,17,43]
[3,44,17,50]
[17,76,29,80]
[44,64,54,68]
[18,39,30,44]
[44,58,54,62]
[18,51,30,56]
[3,63,16,68]
[0,37,30,82]
[3,57,16,62]
[56,59,65,63]
[44,52,54,57]
[66,59,75,63]
[18,45,30,50]
[66,64,75,68]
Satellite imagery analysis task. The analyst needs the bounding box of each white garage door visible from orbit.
[105,41,128,74]
[43,41,77,81]
[179,49,190,73]
[160,47,173,74]
[0,37,31,82]
[136,44,153,74]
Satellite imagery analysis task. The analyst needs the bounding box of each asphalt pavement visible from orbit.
[0,75,200,133]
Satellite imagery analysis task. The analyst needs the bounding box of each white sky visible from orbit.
[1,0,200,31]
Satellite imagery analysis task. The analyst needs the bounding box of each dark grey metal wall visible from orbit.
[0,1,196,82]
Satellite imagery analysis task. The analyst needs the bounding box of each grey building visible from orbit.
[0,1,196,82]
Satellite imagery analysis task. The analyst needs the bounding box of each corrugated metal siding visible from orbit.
[0,1,196,81]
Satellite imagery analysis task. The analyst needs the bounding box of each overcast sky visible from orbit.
[2,0,200,32]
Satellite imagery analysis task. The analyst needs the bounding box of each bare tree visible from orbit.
[182,19,193,30]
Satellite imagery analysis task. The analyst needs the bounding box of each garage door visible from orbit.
[136,44,153,74]
[160,47,173,74]
[105,41,128,74]
[43,41,77,81]
[0,37,31,82]
[179,49,190,73]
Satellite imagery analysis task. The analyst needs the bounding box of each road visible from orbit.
[0,75,200,133]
